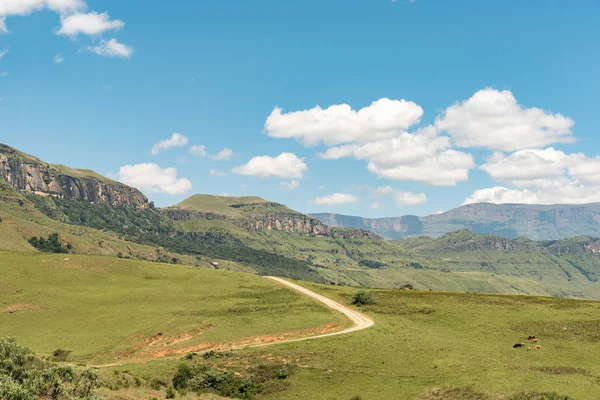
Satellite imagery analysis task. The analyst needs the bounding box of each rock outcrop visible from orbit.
[162,209,227,221]
[0,143,148,207]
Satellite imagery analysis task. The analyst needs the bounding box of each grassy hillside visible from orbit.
[171,194,296,217]
[0,252,347,366]
[51,278,598,400]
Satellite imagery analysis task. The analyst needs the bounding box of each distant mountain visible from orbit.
[310,202,600,240]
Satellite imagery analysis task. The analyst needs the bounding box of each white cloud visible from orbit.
[0,46,8,59]
[371,186,394,197]
[481,148,575,183]
[189,145,206,157]
[57,11,124,36]
[468,148,600,205]
[0,17,7,33]
[232,153,307,179]
[118,163,192,195]
[314,193,361,205]
[53,54,64,63]
[280,180,300,191]
[367,149,475,186]
[436,88,575,151]
[319,127,449,167]
[394,191,427,206]
[0,0,85,18]
[83,38,133,59]
[464,187,539,205]
[151,133,188,155]
[265,98,423,146]
[370,201,380,209]
[318,185,326,191]
[209,169,227,177]
[319,126,475,186]
[210,148,234,161]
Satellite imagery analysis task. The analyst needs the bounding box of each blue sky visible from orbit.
[1,0,599,217]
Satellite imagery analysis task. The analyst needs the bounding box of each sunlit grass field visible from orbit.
[0,252,347,366]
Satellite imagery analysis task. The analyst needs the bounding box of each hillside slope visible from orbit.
[311,202,600,240]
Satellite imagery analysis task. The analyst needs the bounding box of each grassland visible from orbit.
[171,195,277,217]
[3,251,599,399]
[196,282,600,399]
[0,252,347,366]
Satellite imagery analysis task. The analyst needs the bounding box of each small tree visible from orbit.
[352,291,373,306]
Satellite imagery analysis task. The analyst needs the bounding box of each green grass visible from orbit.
[0,252,347,365]
[205,282,600,399]
[171,195,271,216]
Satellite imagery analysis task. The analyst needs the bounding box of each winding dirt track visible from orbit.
[91,277,373,367]
[245,277,374,348]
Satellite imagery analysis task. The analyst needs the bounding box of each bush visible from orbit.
[172,363,294,399]
[352,291,374,306]
[28,233,72,253]
[0,337,99,400]
[166,385,176,398]
[52,349,72,362]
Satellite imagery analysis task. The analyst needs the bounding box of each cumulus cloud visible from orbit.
[151,133,189,155]
[394,191,427,206]
[367,149,475,186]
[188,145,206,157]
[436,88,575,151]
[83,38,133,58]
[265,98,423,146]
[53,54,64,63]
[232,153,307,179]
[0,0,85,19]
[481,148,575,183]
[314,193,361,205]
[467,148,600,205]
[210,148,234,161]
[118,163,192,195]
[319,126,475,186]
[280,180,300,191]
[57,11,124,36]
[370,201,380,209]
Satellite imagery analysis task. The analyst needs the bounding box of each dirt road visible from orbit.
[91,277,373,367]
[246,277,374,348]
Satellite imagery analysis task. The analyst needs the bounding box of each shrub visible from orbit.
[166,386,176,398]
[352,291,374,306]
[0,337,99,400]
[52,349,72,362]
[28,233,72,253]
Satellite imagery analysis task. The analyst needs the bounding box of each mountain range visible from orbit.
[3,142,600,299]
[311,202,600,241]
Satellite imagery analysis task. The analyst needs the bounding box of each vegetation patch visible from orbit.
[171,362,293,399]
[28,232,72,253]
[0,337,99,400]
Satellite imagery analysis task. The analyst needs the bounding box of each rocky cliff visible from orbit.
[0,143,148,208]
[234,213,379,239]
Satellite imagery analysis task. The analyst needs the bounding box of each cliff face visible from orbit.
[234,213,379,239]
[0,143,148,208]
